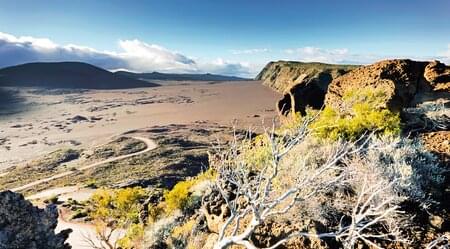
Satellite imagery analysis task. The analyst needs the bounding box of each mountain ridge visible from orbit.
[0,62,159,89]
[115,70,250,82]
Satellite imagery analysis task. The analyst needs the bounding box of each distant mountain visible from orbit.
[115,71,249,82]
[0,62,159,89]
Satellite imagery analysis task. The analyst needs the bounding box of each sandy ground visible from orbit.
[27,186,95,202]
[0,81,280,171]
[56,218,124,249]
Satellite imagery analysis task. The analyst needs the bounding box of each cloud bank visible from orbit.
[230,48,269,55]
[0,32,253,77]
[439,44,450,63]
[284,46,380,64]
[284,45,450,65]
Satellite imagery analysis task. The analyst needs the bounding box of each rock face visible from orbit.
[256,61,358,115]
[424,60,450,91]
[256,61,358,93]
[278,82,327,116]
[325,59,450,112]
[421,131,450,164]
[0,191,72,249]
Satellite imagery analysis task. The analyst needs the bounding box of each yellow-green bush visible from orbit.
[88,187,147,248]
[147,205,165,223]
[240,134,273,169]
[89,187,146,224]
[310,87,401,140]
[277,111,303,134]
[163,169,216,214]
[117,223,145,249]
[171,219,196,239]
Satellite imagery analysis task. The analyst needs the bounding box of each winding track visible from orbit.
[10,136,157,192]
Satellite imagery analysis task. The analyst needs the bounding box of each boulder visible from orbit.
[70,115,88,123]
[201,185,231,234]
[0,191,71,249]
[424,60,450,91]
[325,59,450,113]
[251,219,332,249]
[420,131,450,165]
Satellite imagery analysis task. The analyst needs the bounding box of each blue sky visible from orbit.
[0,0,449,77]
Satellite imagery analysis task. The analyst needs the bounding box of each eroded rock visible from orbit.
[0,191,71,249]
[325,59,450,113]
[256,61,357,115]
[424,60,450,91]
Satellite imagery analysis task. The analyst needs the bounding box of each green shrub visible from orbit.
[117,223,145,249]
[240,134,273,169]
[163,169,215,214]
[88,187,147,247]
[164,180,193,213]
[44,194,59,204]
[311,87,401,140]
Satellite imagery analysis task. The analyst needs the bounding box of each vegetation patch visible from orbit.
[0,148,81,191]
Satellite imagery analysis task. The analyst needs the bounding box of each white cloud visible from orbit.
[0,32,253,77]
[197,58,257,77]
[284,46,379,64]
[230,48,269,55]
[438,44,450,63]
[284,45,450,65]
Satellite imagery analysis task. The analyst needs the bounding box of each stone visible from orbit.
[325,59,450,113]
[424,60,450,91]
[0,191,71,249]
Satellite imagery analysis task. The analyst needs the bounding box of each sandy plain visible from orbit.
[0,80,280,171]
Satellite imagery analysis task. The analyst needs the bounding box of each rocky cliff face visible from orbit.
[325,59,450,112]
[0,191,71,249]
[256,61,358,93]
[262,59,450,115]
[256,61,358,115]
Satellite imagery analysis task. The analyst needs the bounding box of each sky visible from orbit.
[0,0,449,77]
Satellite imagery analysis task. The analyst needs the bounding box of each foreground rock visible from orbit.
[0,191,71,249]
[325,59,450,112]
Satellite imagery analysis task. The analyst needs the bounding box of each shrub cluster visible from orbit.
[280,87,402,140]
[311,87,401,140]
[88,187,147,249]
[163,168,216,215]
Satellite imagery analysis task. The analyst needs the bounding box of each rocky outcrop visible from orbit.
[0,191,71,249]
[256,61,358,115]
[256,61,358,93]
[325,59,450,112]
[251,219,333,249]
[265,59,450,116]
[201,184,232,234]
[278,82,327,116]
[421,131,450,164]
[424,60,450,91]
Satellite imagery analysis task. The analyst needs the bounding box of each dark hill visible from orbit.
[115,71,249,82]
[0,62,159,89]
